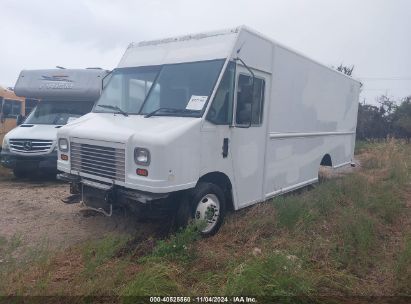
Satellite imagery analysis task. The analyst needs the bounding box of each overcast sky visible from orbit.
[1,0,410,104]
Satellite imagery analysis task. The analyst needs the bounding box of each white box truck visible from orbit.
[57,26,360,235]
[1,68,109,177]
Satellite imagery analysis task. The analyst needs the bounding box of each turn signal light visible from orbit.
[61,154,69,161]
[136,168,148,177]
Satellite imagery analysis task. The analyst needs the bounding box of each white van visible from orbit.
[57,26,360,235]
[1,68,109,177]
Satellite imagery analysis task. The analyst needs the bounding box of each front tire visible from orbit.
[190,182,226,236]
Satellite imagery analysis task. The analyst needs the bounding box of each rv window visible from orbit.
[235,75,265,126]
[206,61,235,125]
[3,100,22,118]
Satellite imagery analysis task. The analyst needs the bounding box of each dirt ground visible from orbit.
[0,171,150,251]
[0,162,359,252]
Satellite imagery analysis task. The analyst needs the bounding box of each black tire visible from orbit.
[176,182,226,237]
[13,168,28,179]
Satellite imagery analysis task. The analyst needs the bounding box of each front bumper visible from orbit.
[0,150,57,171]
[57,173,170,204]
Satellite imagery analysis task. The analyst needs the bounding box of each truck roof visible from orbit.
[14,68,110,101]
[119,25,360,84]
[118,28,239,68]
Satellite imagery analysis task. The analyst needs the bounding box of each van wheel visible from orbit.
[13,168,28,179]
[190,182,226,236]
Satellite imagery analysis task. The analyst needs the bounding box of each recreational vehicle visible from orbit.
[1,68,109,177]
[57,26,360,235]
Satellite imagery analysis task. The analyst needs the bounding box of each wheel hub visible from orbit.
[195,194,220,233]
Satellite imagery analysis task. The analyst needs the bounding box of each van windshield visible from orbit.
[94,59,224,117]
[24,100,94,125]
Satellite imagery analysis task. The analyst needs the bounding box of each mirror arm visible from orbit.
[101,70,113,90]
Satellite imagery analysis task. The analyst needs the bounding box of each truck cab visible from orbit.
[1,69,109,177]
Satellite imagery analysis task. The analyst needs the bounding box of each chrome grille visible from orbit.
[70,142,125,182]
[9,139,53,153]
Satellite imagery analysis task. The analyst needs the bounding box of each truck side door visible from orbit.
[230,66,270,208]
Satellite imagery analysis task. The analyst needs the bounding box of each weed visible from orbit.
[367,184,404,224]
[225,252,312,296]
[82,235,129,277]
[271,196,308,230]
[334,210,376,269]
[121,263,183,298]
[149,223,202,262]
[354,140,370,154]
[395,237,411,294]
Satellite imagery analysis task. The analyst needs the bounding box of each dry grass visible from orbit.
[0,165,12,181]
[0,140,410,298]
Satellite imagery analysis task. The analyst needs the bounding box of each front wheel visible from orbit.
[190,182,226,236]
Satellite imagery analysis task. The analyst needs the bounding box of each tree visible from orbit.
[356,103,389,139]
[336,64,355,76]
[392,96,411,138]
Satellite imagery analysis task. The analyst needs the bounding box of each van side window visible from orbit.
[235,75,265,126]
[206,62,235,125]
[3,99,22,118]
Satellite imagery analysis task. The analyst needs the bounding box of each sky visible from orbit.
[1,0,410,105]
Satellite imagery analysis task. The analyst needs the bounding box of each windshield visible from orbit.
[24,100,94,125]
[94,60,225,117]
[95,66,160,114]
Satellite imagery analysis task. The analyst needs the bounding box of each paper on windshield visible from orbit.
[186,95,208,111]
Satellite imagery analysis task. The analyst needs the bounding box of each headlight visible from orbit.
[58,138,69,152]
[2,137,9,151]
[134,148,150,166]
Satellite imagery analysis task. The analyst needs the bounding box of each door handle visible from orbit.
[222,138,229,158]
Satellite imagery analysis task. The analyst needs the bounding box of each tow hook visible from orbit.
[80,201,113,217]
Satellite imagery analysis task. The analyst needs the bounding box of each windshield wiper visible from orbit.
[144,107,198,118]
[97,104,128,117]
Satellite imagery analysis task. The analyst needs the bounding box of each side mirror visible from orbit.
[16,114,25,126]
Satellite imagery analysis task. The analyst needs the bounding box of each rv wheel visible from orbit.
[190,182,226,236]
